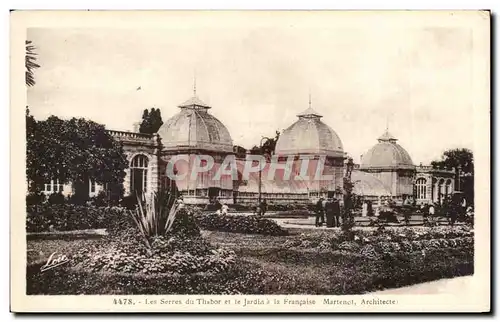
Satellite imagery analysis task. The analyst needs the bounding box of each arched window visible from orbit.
[415,178,427,200]
[437,179,445,204]
[445,179,453,197]
[130,154,149,196]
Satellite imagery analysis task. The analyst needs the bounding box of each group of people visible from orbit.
[314,197,342,228]
[420,199,473,226]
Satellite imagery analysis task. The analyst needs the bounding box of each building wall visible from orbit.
[415,166,455,205]
[159,151,236,205]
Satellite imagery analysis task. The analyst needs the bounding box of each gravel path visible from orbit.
[368,276,474,294]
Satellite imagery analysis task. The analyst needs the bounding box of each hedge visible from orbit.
[26,204,129,233]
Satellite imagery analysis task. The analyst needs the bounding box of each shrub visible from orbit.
[26,191,46,206]
[66,193,89,205]
[48,192,65,205]
[26,204,130,233]
[120,195,137,210]
[88,191,109,207]
[195,213,288,236]
[129,192,179,251]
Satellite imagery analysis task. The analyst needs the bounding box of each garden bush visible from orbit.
[87,191,110,207]
[26,191,46,206]
[48,192,65,205]
[26,204,129,233]
[26,203,203,236]
[195,213,288,236]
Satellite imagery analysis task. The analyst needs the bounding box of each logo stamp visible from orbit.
[40,252,69,272]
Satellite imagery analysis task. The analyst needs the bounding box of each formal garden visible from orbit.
[26,193,474,295]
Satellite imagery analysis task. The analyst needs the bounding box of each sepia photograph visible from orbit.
[10,10,490,312]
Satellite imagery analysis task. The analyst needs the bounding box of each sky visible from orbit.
[27,15,476,165]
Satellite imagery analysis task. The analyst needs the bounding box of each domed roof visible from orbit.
[158,95,233,153]
[352,170,391,196]
[274,107,344,157]
[360,130,414,170]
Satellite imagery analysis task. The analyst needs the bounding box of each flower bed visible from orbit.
[58,207,237,276]
[282,226,474,254]
[70,234,236,275]
[26,259,296,295]
[27,243,473,295]
[283,226,473,248]
[195,213,288,236]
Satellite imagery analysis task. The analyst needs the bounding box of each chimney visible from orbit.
[133,122,141,133]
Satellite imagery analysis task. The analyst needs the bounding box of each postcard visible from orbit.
[10,10,490,313]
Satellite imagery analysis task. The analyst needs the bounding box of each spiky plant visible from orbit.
[26,40,40,87]
[130,191,180,252]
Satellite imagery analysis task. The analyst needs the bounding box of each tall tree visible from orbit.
[25,40,40,87]
[431,148,474,205]
[26,114,128,201]
[139,108,164,134]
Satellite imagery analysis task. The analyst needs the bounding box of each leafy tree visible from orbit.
[26,114,128,202]
[26,40,40,87]
[431,148,474,205]
[431,148,474,175]
[139,108,164,134]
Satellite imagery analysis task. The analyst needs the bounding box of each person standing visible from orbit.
[362,201,368,217]
[332,197,341,227]
[221,202,229,215]
[367,201,373,217]
[325,198,334,227]
[214,197,222,214]
[176,196,185,210]
[315,197,325,227]
[260,198,268,217]
[426,202,435,225]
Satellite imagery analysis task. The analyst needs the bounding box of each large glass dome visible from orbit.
[360,130,414,170]
[158,95,233,153]
[274,107,344,157]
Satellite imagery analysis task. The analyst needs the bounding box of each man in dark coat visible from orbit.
[332,198,341,227]
[214,197,222,213]
[325,198,334,227]
[260,199,268,217]
[315,197,325,227]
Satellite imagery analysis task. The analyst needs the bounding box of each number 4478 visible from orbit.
[113,298,134,305]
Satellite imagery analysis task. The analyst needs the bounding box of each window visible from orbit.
[445,179,452,196]
[89,179,96,193]
[43,179,63,194]
[130,155,149,196]
[415,178,427,200]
